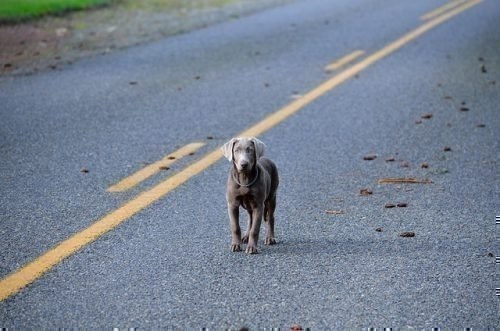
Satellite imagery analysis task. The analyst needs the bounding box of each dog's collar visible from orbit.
[232,166,259,187]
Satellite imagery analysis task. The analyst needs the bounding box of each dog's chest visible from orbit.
[239,193,257,210]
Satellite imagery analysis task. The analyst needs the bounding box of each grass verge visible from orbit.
[0,0,113,23]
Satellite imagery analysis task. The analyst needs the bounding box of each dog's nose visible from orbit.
[240,161,249,169]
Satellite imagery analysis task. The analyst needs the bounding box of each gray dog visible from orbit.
[221,137,279,254]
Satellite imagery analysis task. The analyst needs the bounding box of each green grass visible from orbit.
[0,0,113,22]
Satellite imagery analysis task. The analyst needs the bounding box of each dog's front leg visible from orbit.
[246,205,263,254]
[241,210,252,244]
[228,203,242,252]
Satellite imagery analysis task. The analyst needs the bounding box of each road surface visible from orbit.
[1,0,499,328]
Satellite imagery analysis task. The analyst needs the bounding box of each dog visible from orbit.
[221,137,279,254]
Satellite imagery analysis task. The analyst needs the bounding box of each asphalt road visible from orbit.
[1,0,499,328]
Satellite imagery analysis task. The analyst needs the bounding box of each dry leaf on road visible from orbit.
[360,188,373,196]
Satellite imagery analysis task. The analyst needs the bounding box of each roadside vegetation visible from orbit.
[0,0,285,75]
[0,0,113,23]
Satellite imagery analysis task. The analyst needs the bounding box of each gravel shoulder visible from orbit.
[0,0,295,76]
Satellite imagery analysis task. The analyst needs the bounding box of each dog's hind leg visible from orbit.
[264,194,277,245]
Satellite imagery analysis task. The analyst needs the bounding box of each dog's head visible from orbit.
[221,137,265,172]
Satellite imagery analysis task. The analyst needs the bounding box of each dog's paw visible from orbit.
[265,237,277,245]
[245,244,258,254]
[241,234,249,244]
[231,243,242,252]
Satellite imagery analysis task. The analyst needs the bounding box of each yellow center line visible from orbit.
[107,142,205,192]
[0,0,483,302]
[324,50,366,72]
[421,0,469,20]
[0,148,225,302]
[240,0,481,138]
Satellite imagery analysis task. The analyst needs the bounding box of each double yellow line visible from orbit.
[107,142,205,192]
[324,50,365,73]
[0,0,483,301]
[421,0,473,20]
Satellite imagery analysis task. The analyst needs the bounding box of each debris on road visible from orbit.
[360,188,373,196]
[363,154,377,161]
[384,202,408,209]
[378,177,433,184]
[399,231,416,238]
[429,168,449,175]
[325,209,344,215]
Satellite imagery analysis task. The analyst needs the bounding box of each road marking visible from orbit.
[107,142,205,192]
[0,148,224,302]
[239,0,481,138]
[325,50,365,72]
[421,0,469,20]
[0,0,483,302]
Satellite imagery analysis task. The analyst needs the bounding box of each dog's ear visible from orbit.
[221,138,238,161]
[251,137,266,159]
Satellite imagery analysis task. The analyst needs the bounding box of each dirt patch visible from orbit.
[0,0,295,76]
